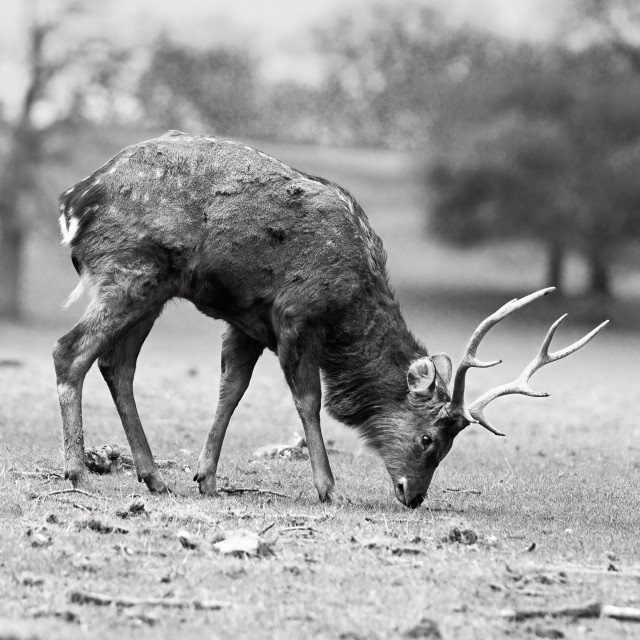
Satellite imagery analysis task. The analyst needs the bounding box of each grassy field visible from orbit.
[1,132,639,639]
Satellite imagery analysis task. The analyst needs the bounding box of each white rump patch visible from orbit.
[59,216,79,246]
[58,214,67,238]
[62,270,95,309]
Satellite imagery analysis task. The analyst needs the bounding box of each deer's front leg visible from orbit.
[278,331,335,502]
[195,326,263,496]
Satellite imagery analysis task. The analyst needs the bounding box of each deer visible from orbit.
[53,131,608,508]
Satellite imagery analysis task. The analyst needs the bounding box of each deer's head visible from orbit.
[380,288,608,509]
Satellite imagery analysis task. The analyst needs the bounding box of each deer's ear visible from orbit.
[430,353,453,387]
[407,357,436,397]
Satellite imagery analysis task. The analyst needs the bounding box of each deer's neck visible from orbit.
[320,292,426,428]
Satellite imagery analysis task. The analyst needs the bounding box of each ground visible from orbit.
[0,133,639,639]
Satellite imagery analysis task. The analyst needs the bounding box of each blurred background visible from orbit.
[0,0,639,328]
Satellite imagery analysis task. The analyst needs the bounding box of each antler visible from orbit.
[466,315,609,434]
[446,287,609,436]
[446,287,556,433]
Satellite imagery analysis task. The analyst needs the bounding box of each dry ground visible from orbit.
[1,301,639,640]
[1,133,639,639]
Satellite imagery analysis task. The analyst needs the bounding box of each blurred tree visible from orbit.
[138,36,257,135]
[0,19,49,318]
[429,115,575,293]
[428,46,640,298]
[0,0,128,319]
[314,3,507,147]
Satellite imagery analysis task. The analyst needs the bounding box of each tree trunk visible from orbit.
[546,242,565,294]
[0,218,25,319]
[0,17,53,319]
[586,249,612,299]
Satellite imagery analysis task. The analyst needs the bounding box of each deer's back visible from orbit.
[59,132,389,347]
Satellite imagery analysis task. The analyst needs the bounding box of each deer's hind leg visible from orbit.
[98,313,167,493]
[53,266,170,488]
[195,324,263,496]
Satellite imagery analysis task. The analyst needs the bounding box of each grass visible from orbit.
[1,131,640,638]
[2,302,639,639]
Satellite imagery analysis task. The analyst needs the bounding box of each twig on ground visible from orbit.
[218,487,290,499]
[281,526,324,534]
[72,502,93,512]
[501,602,601,621]
[502,602,640,622]
[259,522,276,536]
[364,516,426,524]
[602,606,640,621]
[69,589,230,610]
[445,487,482,495]
[11,469,64,480]
[31,489,103,500]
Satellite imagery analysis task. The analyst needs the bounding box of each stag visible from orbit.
[53,132,608,507]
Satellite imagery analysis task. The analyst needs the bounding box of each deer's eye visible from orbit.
[421,435,432,449]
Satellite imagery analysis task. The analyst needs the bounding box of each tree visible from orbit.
[430,115,575,293]
[314,3,507,147]
[0,0,127,318]
[428,46,640,298]
[138,36,257,135]
[0,20,46,318]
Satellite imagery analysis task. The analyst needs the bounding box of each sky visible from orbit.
[0,0,573,117]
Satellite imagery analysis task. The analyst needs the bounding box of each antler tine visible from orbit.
[447,287,555,422]
[467,316,610,434]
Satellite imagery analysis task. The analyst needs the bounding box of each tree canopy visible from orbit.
[428,46,640,298]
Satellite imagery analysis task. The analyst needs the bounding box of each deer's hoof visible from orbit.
[142,472,170,494]
[64,464,88,488]
[315,478,341,504]
[196,473,219,497]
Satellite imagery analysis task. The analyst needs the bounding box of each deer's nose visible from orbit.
[395,478,425,509]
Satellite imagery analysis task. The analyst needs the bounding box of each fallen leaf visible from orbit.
[212,529,274,557]
[252,437,308,460]
[177,530,198,550]
[444,528,478,545]
[26,527,52,548]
